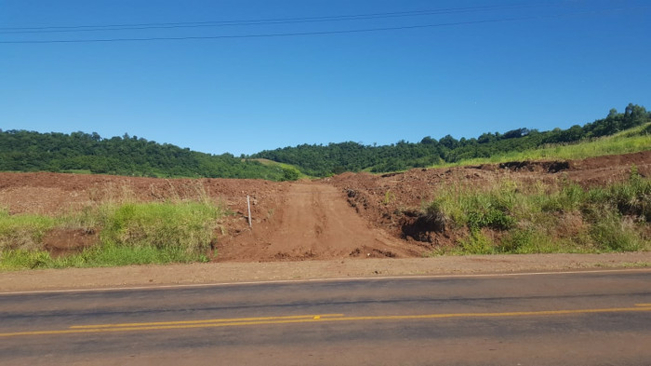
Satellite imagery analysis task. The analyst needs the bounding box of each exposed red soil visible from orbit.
[42,228,98,257]
[216,182,420,261]
[0,151,649,262]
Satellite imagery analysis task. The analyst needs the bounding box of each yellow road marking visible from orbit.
[1,306,650,338]
[70,314,344,329]
[635,303,651,307]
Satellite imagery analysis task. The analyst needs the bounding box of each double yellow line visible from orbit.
[2,304,650,338]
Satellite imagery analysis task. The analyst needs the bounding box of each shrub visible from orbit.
[281,167,300,181]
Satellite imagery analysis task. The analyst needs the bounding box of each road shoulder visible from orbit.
[1,252,650,293]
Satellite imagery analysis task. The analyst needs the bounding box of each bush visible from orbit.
[281,167,300,181]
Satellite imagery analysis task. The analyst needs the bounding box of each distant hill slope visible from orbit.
[0,131,290,180]
[1,103,648,179]
[251,103,650,176]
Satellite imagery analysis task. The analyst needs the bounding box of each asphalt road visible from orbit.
[1,269,650,365]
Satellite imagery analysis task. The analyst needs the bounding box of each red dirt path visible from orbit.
[216,182,419,261]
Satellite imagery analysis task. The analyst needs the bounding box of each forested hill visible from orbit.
[252,103,651,176]
[1,103,649,179]
[0,131,294,180]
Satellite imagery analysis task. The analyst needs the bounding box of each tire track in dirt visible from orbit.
[216,182,419,261]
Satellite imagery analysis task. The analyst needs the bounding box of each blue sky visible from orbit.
[1,0,650,156]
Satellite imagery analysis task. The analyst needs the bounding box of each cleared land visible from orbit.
[1,151,651,289]
[0,151,649,273]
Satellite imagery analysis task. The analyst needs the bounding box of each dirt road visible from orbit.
[217,182,421,261]
[2,270,650,366]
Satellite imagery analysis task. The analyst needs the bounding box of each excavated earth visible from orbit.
[0,151,650,263]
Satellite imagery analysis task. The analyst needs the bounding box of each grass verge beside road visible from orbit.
[0,200,224,270]
[426,169,651,255]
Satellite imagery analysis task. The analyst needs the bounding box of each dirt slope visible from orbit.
[216,182,421,261]
[327,151,651,245]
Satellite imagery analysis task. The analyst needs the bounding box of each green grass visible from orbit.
[0,200,224,270]
[426,172,651,255]
[0,209,56,252]
[0,245,208,270]
[101,201,222,251]
[60,169,93,175]
[246,158,308,180]
[434,132,651,168]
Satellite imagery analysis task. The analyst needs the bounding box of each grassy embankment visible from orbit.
[247,158,307,180]
[425,168,651,255]
[438,124,651,168]
[0,198,225,270]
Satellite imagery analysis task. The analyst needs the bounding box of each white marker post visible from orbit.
[246,195,252,228]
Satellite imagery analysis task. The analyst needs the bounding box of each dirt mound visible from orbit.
[0,151,649,262]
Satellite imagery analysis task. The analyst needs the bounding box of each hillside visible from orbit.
[1,103,649,179]
[0,131,294,180]
[252,103,651,176]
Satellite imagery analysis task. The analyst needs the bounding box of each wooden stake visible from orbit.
[246,195,252,228]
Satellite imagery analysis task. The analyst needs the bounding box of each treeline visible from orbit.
[252,103,650,176]
[1,104,648,179]
[0,131,293,180]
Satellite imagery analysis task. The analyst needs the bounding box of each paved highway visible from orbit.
[1,269,650,365]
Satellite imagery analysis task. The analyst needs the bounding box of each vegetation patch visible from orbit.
[0,130,289,180]
[252,103,650,176]
[424,170,651,255]
[1,104,649,178]
[0,200,224,270]
[445,132,651,168]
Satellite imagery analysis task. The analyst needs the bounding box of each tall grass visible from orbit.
[101,201,221,251]
[0,209,56,252]
[427,172,651,255]
[0,200,224,270]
